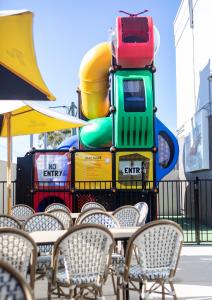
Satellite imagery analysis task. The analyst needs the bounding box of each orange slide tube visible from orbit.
[79,42,112,120]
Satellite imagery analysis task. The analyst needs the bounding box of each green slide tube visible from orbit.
[80,117,112,149]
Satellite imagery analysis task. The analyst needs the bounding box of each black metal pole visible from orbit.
[194,176,200,244]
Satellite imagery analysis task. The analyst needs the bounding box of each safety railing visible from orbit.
[3,178,212,244]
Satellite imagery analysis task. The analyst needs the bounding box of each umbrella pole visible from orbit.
[6,113,12,214]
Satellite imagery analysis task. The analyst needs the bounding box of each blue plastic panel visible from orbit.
[57,135,79,150]
[155,117,179,181]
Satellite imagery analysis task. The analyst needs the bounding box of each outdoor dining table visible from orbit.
[29,227,139,248]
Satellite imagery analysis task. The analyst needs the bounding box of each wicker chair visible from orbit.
[79,211,120,228]
[11,204,35,222]
[0,260,33,300]
[75,208,107,225]
[113,205,140,227]
[81,201,106,212]
[117,220,184,300]
[0,228,37,290]
[134,202,149,225]
[78,210,121,294]
[48,224,115,300]
[48,209,73,229]
[0,214,22,229]
[24,213,64,280]
[45,203,71,213]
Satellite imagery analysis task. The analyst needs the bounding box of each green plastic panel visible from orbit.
[80,117,112,149]
[113,70,154,148]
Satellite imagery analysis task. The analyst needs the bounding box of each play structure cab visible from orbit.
[115,16,154,68]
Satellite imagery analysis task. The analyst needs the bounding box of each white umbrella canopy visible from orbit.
[0,100,87,213]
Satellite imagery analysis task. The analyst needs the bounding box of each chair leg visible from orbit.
[116,276,121,300]
[111,272,117,294]
[97,287,105,300]
[162,282,165,300]
[143,280,147,299]
[47,281,51,300]
[122,282,126,300]
[170,281,177,300]
[139,282,143,300]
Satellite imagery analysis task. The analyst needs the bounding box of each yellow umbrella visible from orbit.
[0,10,55,100]
[0,101,87,213]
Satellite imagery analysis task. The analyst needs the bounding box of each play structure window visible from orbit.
[121,17,149,43]
[123,80,146,112]
[158,132,174,168]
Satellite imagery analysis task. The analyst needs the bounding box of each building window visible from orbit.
[123,80,146,112]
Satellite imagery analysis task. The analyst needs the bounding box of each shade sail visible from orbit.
[0,10,55,100]
[0,101,87,136]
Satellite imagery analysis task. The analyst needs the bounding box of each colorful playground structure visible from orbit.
[16,12,179,216]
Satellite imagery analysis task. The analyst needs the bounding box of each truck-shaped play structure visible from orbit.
[16,12,178,218]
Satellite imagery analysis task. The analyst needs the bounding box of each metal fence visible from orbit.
[157,178,212,244]
[0,181,16,213]
[3,178,212,244]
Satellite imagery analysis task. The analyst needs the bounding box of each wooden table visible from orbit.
[30,227,139,245]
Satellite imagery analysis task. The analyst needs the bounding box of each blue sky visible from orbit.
[0,0,180,161]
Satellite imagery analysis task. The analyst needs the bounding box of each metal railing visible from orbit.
[3,178,212,244]
[0,181,16,213]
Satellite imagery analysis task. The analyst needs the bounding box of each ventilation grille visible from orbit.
[120,115,149,147]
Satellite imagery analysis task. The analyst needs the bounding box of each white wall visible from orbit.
[174,0,212,178]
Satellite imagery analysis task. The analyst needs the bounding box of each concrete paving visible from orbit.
[34,245,212,299]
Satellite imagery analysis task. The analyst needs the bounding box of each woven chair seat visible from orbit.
[56,269,100,286]
[111,253,125,266]
[37,256,51,271]
[37,255,65,272]
[119,264,170,281]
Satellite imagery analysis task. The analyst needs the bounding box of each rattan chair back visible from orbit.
[81,201,106,212]
[24,213,64,232]
[48,209,73,229]
[125,220,183,279]
[0,228,37,289]
[134,201,149,225]
[45,203,71,213]
[24,213,64,256]
[49,224,115,299]
[11,204,35,220]
[78,211,120,228]
[0,260,33,300]
[0,214,22,229]
[113,205,140,227]
[75,208,105,225]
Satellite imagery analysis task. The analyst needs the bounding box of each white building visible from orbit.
[174,0,212,179]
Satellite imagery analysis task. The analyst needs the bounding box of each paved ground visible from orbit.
[35,245,212,299]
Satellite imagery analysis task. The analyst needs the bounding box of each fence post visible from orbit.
[194,176,200,244]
